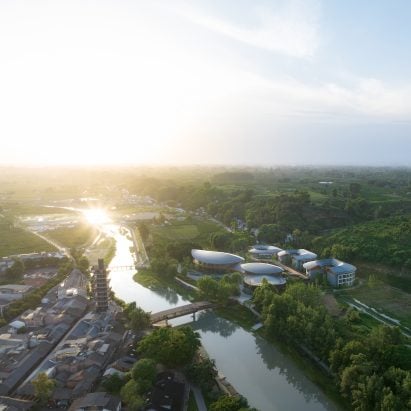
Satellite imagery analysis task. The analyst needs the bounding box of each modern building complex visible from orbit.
[191,249,244,271]
[93,259,109,312]
[277,249,317,270]
[248,245,283,259]
[240,262,286,291]
[303,259,357,287]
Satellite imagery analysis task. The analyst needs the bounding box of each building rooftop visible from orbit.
[0,285,32,294]
[278,249,317,260]
[303,259,356,274]
[191,249,244,265]
[69,392,121,411]
[249,245,283,255]
[240,263,284,275]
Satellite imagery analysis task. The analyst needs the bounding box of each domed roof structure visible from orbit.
[191,249,244,266]
[240,262,284,275]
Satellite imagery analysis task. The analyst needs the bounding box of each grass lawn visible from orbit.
[133,269,198,301]
[84,234,116,266]
[338,283,411,329]
[151,218,225,245]
[0,220,56,257]
[152,224,200,241]
[44,222,98,249]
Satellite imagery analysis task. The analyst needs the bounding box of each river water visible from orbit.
[102,223,339,411]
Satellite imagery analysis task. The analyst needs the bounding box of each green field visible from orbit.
[151,219,224,245]
[44,222,98,249]
[154,224,200,240]
[0,223,56,257]
[84,234,116,265]
[338,283,411,329]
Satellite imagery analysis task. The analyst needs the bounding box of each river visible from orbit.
[102,223,340,411]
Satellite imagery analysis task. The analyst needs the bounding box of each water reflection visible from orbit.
[143,281,180,305]
[69,207,339,411]
[254,334,330,406]
[194,312,339,411]
[193,310,239,338]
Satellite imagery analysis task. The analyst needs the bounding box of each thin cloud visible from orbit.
[181,0,321,58]
[239,73,411,121]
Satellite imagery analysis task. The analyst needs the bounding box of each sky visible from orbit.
[1,0,411,167]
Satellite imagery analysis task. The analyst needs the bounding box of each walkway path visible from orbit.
[126,225,150,268]
[150,301,214,324]
[190,385,207,411]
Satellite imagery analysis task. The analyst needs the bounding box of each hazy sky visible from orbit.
[1,0,411,166]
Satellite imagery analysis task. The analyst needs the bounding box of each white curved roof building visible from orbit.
[191,249,244,270]
[240,263,286,288]
[241,262,284,275]
[249,245,283,257]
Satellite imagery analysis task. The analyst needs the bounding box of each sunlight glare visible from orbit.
[82,208,109,226]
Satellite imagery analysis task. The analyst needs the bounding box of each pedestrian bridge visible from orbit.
[109,265,137,271]
[150,301,214,324]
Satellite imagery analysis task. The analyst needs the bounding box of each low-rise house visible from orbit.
[8,320,26,334]
[0,258,14,274]
[277,249,317,270]
[303,259,356,287]
[0,285,32,301]
[21,307,46,328]
[0,396,33,411]
[108,356,136,372]
[69,392,121,411]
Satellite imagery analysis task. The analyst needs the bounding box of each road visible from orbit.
[126,225,150,268]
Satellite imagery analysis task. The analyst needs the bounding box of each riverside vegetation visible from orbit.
[2,166,411,409]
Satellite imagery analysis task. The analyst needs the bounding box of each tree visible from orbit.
[102,373,125,394]
[6,258,25,281]
[210,395,254,411]
[197,276,236,302]
[120,380,144,411]
[258,224,284,244]
[78,255,90,274]
[32,372,56,405]
[138,222,149,242]
[138,326,201,368]
[131,358,157,386]
[129,306,151,332]
[197,276,220,301]
[185,358,217,390]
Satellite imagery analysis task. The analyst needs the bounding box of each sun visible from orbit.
[82,208,109,226]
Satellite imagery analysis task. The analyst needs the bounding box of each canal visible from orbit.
[102,223,340,411]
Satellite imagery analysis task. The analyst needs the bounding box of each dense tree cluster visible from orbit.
[253,282,411,410]
[209,394,257,411]
[185,357,218,391]
[3,257,25,282]
[124,302,151,332]
[197,273,242,303]
[137,326,201,368]
[120,359,157,411]
[314,215,411,268]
